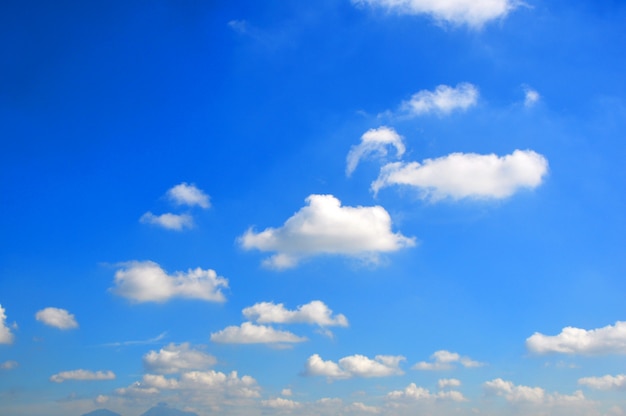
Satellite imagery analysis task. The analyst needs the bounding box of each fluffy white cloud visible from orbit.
[140,212,194,231]
[242,300,348,327]
[526,321,626,355]
[35,307,78,330]
[524,87,540,107]
[143,343,216,374]
[304,353,405,380]
[484,378,588,407]
[116,370,260,399]
[239,194,415,269]
[110,261,228,303]
[352,0,518,27]
[438,378,462,389]
[579,374,626,390]
[50,369,115,383]
[0,360,18,370]
[397,83,478,117]
[210,322,307,344]
[167,183,210,209]
[412,350,483,370]
[387,383,467,402]
[0,305,14,344]
[372,150,548,200]
[346,126,405,176]
[347,402,381,413]
[261,397,302,409]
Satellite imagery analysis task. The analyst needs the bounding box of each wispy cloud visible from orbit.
[578,374,626,390]
[50,369,115,383]
[35,307,78,330]
[240,194,415,269]
[413,350,484,370]
[101,331,167,348]
[352,0,519,28]
[372,150,549,200]
[139,212,193,231]
[387,382,467,402]
[110,261,228,303]
[0,305,14,344]
[346,126,405,176]
[394,83,479,117]
[527,321,626,355]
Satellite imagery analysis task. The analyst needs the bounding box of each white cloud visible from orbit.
[110,260,228,303]
[261,397,302,409]
[438,378,462,389]
[116,370,260,399]
[35,307,78,330]
[167,183,210,209]
[413,350,484,370]
[210,322,307,344]
[484,378,589,407]
[396,83,479,117]
[387,382,467,402]
[372,150,548,200]
[348,402,381,413]
[50,369,115,383]
[281,388,292,396]
[242,300,348,327]
[578,374,626,390]
[239,194,415,269]
[140,212,194,231]
[304,353,405,380]
[524,87,540,107]
[346,126,405,176]
[526,321,626,355]
[352,0,519,28]
[143,343,216,374]
[0,360,18,370]
[0,305,14,344]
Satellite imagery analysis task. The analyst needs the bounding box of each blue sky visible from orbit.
[1,0,625,415]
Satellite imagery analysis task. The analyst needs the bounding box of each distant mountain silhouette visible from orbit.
[81,410,122,416]
[140,403,198,416]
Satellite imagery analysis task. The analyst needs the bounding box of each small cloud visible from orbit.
[413,350,484,370]
[50,369,115,383]
[0,360,18,370]
[242,300,348,327]
[526,321,626,355]
[281,388,292,396]
[239,194,415,269]
[578,374,626,391]
[484,378,588,406]
[0,305,14,344]
[140,212,193,231]
[372,150,549,200]
[348,402,381,413]
[393,83,479,118]
[167,183,210,209]
[261,397,302,409]
[101,331,167,347]
[228,19,249,35]
[210,322,307,344]
[438,378,462,389]
[346,126,405,176]
[523,86,540,107]
[110,260,228,303]
[304,353,405,380]
[351,0,519,28]
[387,382,467,402]
[35,307,78,330]
[143,343,216,374]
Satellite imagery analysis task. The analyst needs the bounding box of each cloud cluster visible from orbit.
[372,150,548,200]
[50,369,115,383]
[412,350,483,370]
[578,374,626,391]
[387,382,467,402]
[143,343,217,374]
[111,261,228,303]
[397,83,479,117]
[261,397,302,409]
[242,300,348,327]
[526,321,626,355]
[0,305,14,344]
[346,127,405,176]
[210,322,307,344]
[240,194,415,269]
[304,353,405,380]
[35,307,78,330]
[484,378,588,407]
[352,0,519,28]
[140,183,210,231]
